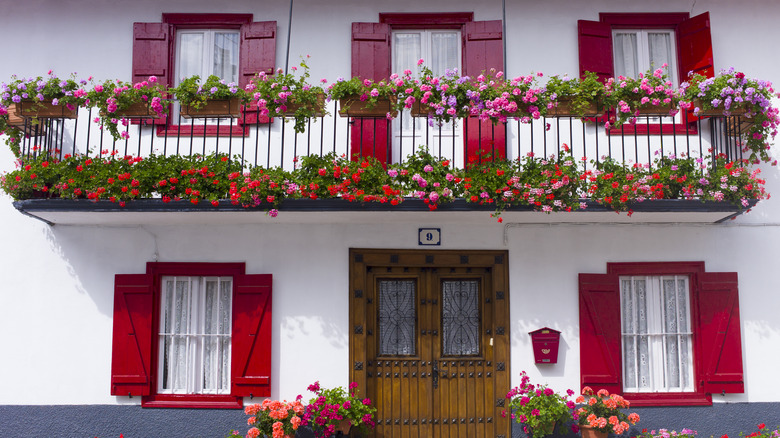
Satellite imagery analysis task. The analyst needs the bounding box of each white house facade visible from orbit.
[1,1,779,437]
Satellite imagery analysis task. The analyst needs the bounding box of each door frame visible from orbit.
[349,249,511,437]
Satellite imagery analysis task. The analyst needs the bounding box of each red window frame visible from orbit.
[578,12,714,135]
[350,12,505,165]
[110,262,273,409]
[579,261,744,406]
[132,13,276,138]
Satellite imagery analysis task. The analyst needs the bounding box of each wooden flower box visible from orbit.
[180,98,242,118]
[635,103,675,116]
[339,96,398,118]
[279,93,327,117]
[691,99,748,116]
[15,100,78,119]
[545,99,600,117]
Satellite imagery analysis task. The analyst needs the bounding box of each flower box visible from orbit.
[545,99,600,117]
[726,115,756,134]
[410,100,433,117]
[339,96,398,118]
[635,103,675,116]
[691,99,748,116]
[15,100,78,119]
[279,93,327,117]
[117,102,158,118]
[4,103,45,136]
[180,98,242,118]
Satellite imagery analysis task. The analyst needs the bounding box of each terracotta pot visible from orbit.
[335,419,352,436]
[278,93,327,117]
[4,103,46,136]
[546,99,600,117]
[15,100,78,119]
[180,98,242,118]
[580,424,608,438]
[338,96,398,117]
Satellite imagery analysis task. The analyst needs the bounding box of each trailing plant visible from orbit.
[87,76,168,140]
[388,147,461,209]
[327,76,398,118]
[1,71,88,114]
[542,72,604,117]
[603,65,679,128]
[302,381,377,438]
[504,371,577,438]
[170,74,249,109]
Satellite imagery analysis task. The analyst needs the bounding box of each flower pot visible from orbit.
[5,103,46,136]
[15,100,78,119]
[117,102,158,118]
[335,419,352,436]
[338,96,398,118]
[546,99,600,117]
[635,102,675,116]
[278,93,327,117]
[580,424,608,438]
[691,99,748,116]
[410,100,433,117]
[180,98,242,118]
[535,421,557,437]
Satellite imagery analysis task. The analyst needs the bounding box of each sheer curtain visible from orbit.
[613,33,638,79]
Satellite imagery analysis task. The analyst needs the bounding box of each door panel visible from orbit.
[351,250,510,438]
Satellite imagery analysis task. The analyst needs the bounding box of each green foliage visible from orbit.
[170,75,249,109]
[505,371,575,438]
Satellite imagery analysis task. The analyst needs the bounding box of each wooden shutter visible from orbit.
[698,272,744,394]
[577,20,614,82]
[677,12,714,124]
[132,23,171,85]
[231,274,273,397]
[239,21,276,89]
[579,273,622,394]
[463,20,506,163]
[110,274,154,397]
[350,22,391,164]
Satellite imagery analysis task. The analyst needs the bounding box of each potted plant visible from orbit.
[87,76,168,140]
[4,71,87,119]
[680,68,779,163]
[393,61,474,123]
[603,65,679,127]
[303,381,377,438]
[575,386,640,438]
[170,74,248,118]
[250,56,328,133]
[328,76,398,118]
[229,397,306,438]
[504,371,576,438]
[542,72,604,117]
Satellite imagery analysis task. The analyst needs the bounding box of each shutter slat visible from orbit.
[111,274,154,397]
[231,274,273,397]
[698,272,744,394]
[463,20,506,163]
[579,273,622,394]
[239,21,277,89]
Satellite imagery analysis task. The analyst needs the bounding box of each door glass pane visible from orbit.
[378,280,416,355]
[441,280,480,356]
[613,32,638,78]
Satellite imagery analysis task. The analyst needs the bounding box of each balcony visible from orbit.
[7,102,761,226]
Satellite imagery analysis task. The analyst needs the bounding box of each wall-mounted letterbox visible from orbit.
[529,327,561,364]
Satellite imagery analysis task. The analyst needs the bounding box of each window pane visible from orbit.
[378,279,416,356]
[441,280,480,356]
[613,32,638,78]
[647,32,673,72]
[393,32,422,74]
[430,32,459,76]
[178,33,205,79]
[213,32,239,83]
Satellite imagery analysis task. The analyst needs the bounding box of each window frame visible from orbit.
[579,261,744,407]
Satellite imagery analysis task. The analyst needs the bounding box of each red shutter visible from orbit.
[349,22,391,164]
[577,20,614,82]
[677,12,714,124]
[463,20,506,163]
[110,274,154,397]
[579,273,622,394]
[231,274,273,397]
[239,21,276,89]
[697,272,744,394]
[132,23,171,126]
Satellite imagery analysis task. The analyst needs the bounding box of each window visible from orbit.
[620,275,693,393]
[579,262,744,406]
[111,263,272,408]
[351,13,505,165]
[132,14,276,136]
[578,12,714,134]
[392,29,462,162]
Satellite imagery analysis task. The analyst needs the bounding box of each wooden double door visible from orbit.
[350,250,510,438]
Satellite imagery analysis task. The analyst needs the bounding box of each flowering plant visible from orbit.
[739,423,780,438]
[393,63,473,124]
[637,428,698,438]
[681,68,779,163]
[327,76,398,118]
[87,76,168,140]
[504,371,576,438]
[250,56,328,133]
[170,74,248,109]
[389,147,461,209]
[229,397,306,438]
[1,71,88,117]
[575,386,640,434]
[603,65,679,127]
[303,381,377,438]
[542,72,605,117]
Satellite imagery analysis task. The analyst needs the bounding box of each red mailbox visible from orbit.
[529,327,561,364]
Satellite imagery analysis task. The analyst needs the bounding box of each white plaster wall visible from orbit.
[1,0,780,406]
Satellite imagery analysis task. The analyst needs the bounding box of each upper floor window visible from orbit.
[612,29,678,85]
